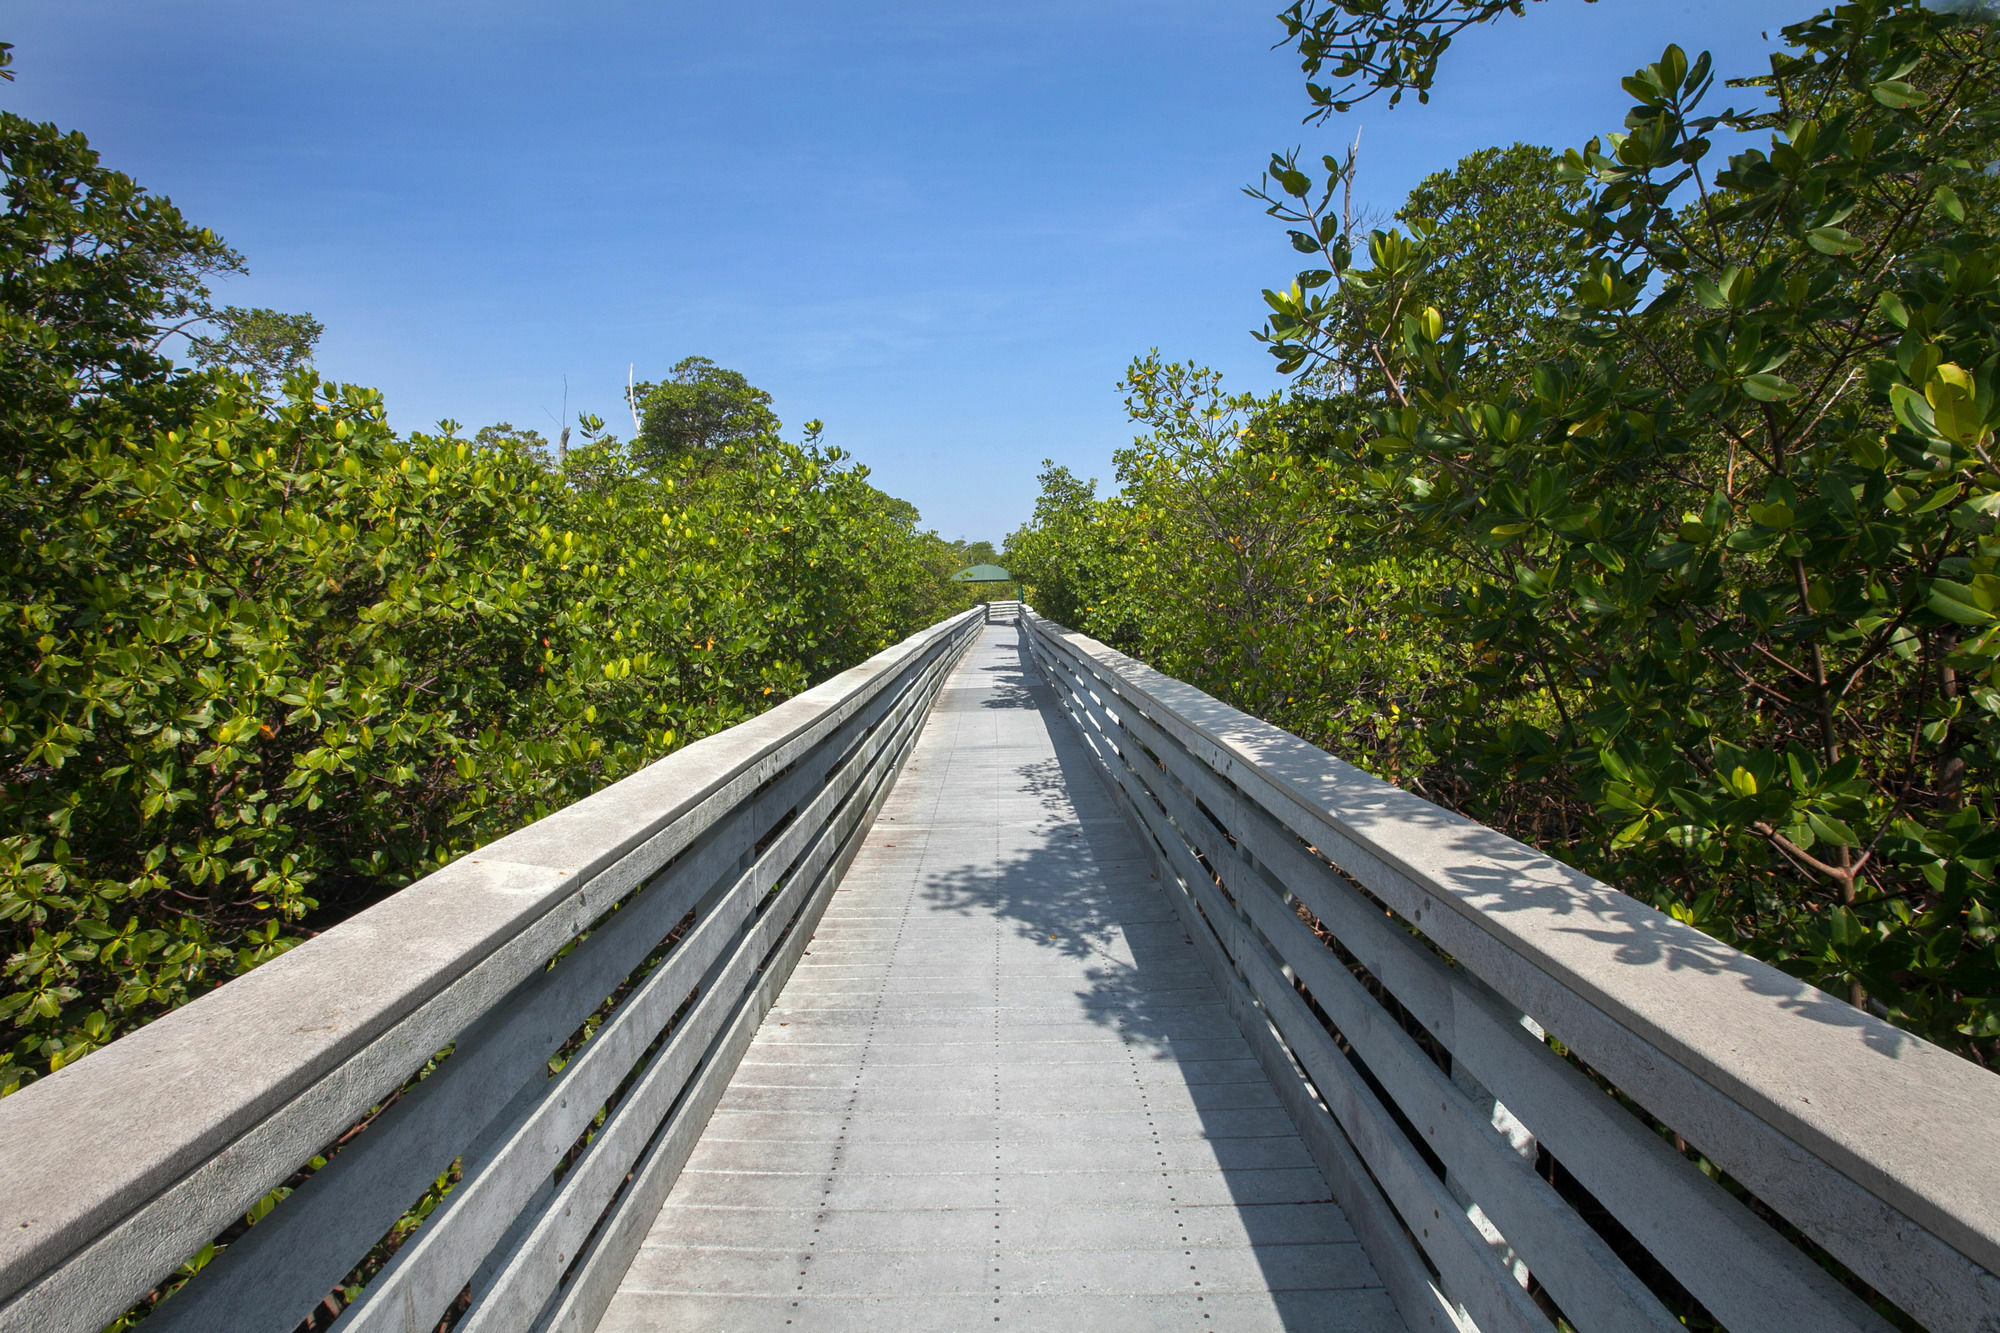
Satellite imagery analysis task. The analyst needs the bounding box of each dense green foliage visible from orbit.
[0,97,974,1094]
[1012,0,2000,1065]
[1003,463,1098,627]
[1008,361,1456,784]
[1251,139,1590,411]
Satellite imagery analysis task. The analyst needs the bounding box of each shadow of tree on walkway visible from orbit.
[900,627,1390,1328]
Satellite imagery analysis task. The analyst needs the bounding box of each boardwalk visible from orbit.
[601,624,1402,1331]
[4,615,1990,1332]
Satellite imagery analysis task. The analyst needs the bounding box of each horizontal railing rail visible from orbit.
[1023,610,2000,1333]
[0,608,981,1333]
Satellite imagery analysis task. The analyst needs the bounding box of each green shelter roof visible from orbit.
[950,564,1013,583]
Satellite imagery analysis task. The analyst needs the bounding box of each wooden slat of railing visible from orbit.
[141,659,908,1333]
[441,638,954,1333]
[332,642,945,1330]
[1210,840,1677,1330]
[1024,611,1994,1333]
[1261,796,1882,1333]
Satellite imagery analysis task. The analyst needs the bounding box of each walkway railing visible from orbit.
[0,609,980,1333]
[1025,610,2000,1333]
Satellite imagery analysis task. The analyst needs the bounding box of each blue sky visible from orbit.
[8,0,1811,542]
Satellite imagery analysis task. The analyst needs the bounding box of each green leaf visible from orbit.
[1659,44,1688,94]
[1612,816,1651,847]
[1747,500,1795,530]
[1742,374,1799,402]
[1929,579,1996,626]
[1869,80,1927,108]
[1890,382,1938,436]
[1925,364,1985,443]
[1806,811,1859,847]
[1724,527,1780,553]
[1805,226,1863,256]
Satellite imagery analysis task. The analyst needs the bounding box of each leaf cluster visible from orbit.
[1279,0,1584,117]
[631,355,782,471]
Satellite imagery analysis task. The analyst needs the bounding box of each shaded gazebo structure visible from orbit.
[950,563,1014,586]
[951,563,1021,616]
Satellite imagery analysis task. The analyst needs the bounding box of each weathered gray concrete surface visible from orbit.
[601,626,1402,1332]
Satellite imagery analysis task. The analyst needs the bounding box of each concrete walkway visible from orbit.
[600,625,1402,1332]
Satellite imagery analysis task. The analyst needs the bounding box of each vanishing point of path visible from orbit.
[600,624,1404,1331]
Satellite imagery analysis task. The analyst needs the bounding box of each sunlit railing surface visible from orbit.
[1025,610,2000,1333]
[0,609,980,1333]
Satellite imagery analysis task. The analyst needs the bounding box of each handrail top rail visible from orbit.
[1027,610,2000,1277]
[0,608,981,1300]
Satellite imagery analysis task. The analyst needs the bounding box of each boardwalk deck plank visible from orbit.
[600,625,1404,1332]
